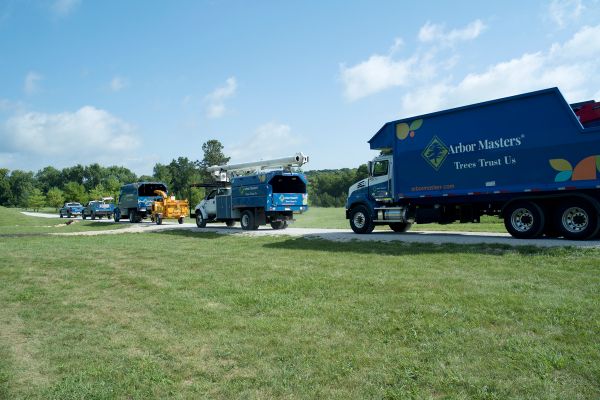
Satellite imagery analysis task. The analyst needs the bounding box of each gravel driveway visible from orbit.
[21,212,600,248]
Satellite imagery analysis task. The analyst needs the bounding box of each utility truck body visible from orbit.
[114,182,168,223]
[193,153,309,230]
[346,88,600,239]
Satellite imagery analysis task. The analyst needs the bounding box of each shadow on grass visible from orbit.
[262,236,560,257]
[151,229,223,239]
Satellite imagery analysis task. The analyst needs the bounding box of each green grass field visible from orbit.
[1,208,599,399]
[293,207,506,232]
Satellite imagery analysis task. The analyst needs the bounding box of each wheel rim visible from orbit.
[353,212,366,229]
[562,207,588,233]
[242,214,249,227]
[196,214,202,224]
[511,208,534,233]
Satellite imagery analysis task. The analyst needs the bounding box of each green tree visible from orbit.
[64,181,87,203]
[47,187,65,210]
[8,170,35,207]
[27,188,46,211]
[168,157,201,200]
[89,183,110,201]
[35,166,62,192]
[0,168,13,206]
[200,139,230,168]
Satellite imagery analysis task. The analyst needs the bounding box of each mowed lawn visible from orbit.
[0,210,599,399]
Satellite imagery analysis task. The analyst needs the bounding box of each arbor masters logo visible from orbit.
[422,136,449,170]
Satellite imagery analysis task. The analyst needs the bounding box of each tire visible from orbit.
[129,210,136,223]
[67,212,72,218]
[389,222,412,232]
[60,213,64,218]
[82,213,87,220]
[225,220,236,227]
[91,212,96,220]
[178,217,184,224]
[270,220,288,230]
[349,205,375,234]
[555,199,600,240]
[503,201,545,239]
[241,210,258,230]
[196,212,206,228]
[113,210,120,222]
[156,215,163,225]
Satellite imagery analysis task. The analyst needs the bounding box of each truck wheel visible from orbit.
[82,213,87,220]
[60,212,63,218]
[555,199,599,240]
[178,217,184,224]
[196,212,206,228]
[113,210,120,222]
[225,220,236,227]
[241,210,257,230]
[129,210,136,223]
[67,212,72,218]
[91,212,96,220]
[389,222,412,232]
[503,201,545,239]
[350,205,375,234]
[270,221,287,230]
[156,215,163,225]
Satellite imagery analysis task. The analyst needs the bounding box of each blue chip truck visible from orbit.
[346,87,600,240]
[113,182,167,223]
[193,153,309,230]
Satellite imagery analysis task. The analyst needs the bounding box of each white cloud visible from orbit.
[110,76,128,92]
[340,20,485,101]
[418,19,486,45]
[0,106,140,169]
[548,0,584,28]
[205,77,237,119]
[52,0,81,17]
[228,122,302,162]
[398,24,600,116]
[24,72,42,95]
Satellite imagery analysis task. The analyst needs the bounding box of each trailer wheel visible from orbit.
[241,210,258,230]
[270,221,287,230]
[178,217,184,224]
[555,199,599,240]
[349,205,375,234]
[195,212,206,228]
[156,214,163,225]
[226,220,236,227]
[389,222,412,233]
[503,201,545,239]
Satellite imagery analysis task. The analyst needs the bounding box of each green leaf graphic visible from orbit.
[396,123,409,140]
[555,170,572,182]
[409,119,423,130]
[596,155,600,172]
[549,159,572,172]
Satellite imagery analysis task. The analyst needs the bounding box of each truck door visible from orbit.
[369,159,392,200]
[204,190,217,217]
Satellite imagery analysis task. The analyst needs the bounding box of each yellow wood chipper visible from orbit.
[150,190,189,225]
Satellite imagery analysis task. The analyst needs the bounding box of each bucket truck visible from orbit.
[192,153,309,230]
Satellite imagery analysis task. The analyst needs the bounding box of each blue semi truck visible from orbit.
[193,153,309,230]
[346,88,600,240]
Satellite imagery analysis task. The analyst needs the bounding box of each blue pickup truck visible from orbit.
[59,202,84,218]
[82,197,115,220]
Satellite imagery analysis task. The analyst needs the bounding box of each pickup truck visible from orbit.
[82,197,115,220]
[59,202,84,218]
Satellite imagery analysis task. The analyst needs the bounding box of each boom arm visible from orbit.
[207,152,309,181]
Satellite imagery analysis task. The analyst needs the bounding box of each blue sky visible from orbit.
[1,0,600,175]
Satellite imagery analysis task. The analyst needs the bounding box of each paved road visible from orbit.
[21,212,600,248]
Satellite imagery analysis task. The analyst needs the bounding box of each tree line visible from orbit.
[0,139,368,210]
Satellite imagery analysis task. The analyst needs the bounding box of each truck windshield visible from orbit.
[372,160,389,177]
[269,176,306,194]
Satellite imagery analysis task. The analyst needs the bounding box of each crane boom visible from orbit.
[207,152,309,181]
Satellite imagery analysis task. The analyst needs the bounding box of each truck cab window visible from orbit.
[206,190,217,200]
[372,160,389,177]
